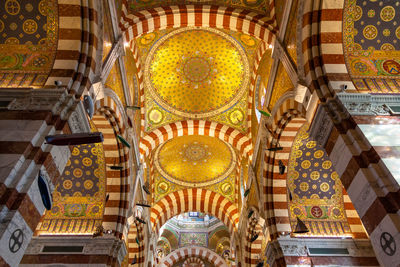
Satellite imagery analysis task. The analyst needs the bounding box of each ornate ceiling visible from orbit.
[0,0,58,87]
[127,0,270,14]
[137,27,259,133]
[38,142,107,234]
[343,0,400,92]
[152,136,238,204]
[146,28,249,119]
[287,124,351,237]
[155,135,236,187]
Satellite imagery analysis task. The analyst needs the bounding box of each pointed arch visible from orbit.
[92,93,130,238]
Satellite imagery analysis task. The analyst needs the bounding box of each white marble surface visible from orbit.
[359,124,400,146]
[0,210,33,267]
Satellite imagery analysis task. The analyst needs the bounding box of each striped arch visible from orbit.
[300,2,400,264]
[160,246,228,267]
[244,214,265,266]
[183,257,205,267]
[45,1,102,96]
[120,3,278,135]
[300,0,345,100]
[151,189,239,235]
[128,221,145,266]
[92,95,130,238]
[270,98,306,134]
[264,117,307,238]
[140,120,253,159]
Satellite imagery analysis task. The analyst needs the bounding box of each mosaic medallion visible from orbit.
[154,135,236,187]
[0,0,58,88]
[343,0,400,92]
[287,124,351,236]
[145,27,249,119]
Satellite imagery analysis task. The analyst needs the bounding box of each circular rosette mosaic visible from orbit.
[154,135,236,187]
[145,27,250,119]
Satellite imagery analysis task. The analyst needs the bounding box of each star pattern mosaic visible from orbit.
[287,124,351,237]
[343,0,400,92]
[38,124,107,234]
[154,135,236,187]
[135,29,260,133]
[0,0,58,87]
[145,28,249,119]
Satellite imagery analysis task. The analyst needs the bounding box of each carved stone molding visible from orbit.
[102,39,123,82]
[26,236,127,265]
[309,104,334,148]
[338,93,400,116]
[68,101,91,133]
[0,88,76,120]
[277,236,376,257]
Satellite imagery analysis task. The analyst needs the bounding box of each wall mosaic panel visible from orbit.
[152,136,237,204]
[105,58,126,105]
[179,232,208,248]
[284,0,298,65]
[274,0,287,28]
[103,0,114,62]
[127,0,269,14]
[37,141,107,234]
[124,46,138,104]
[343,0,400,92]
[268,62,294,110]
[135,27,259,133]
[0,0,58,88]
[287,124,352,237]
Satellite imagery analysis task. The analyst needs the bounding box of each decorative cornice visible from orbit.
[277,236,376,257]
[68,101,91,133]
[309,104,334,148]
[25,236,127,265]
[338,93,400,116]
[0,88,76,120]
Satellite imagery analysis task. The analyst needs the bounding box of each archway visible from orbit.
[159,246,228,267]
[151,189,239,235]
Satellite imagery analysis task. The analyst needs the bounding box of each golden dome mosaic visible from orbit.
[144,27,249,119]
[154,135,236,187]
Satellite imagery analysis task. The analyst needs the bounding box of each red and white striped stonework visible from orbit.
[0,110,71,266]
[160,246,228,267]
[139,120,253,159]
[183,257,205,267]
[120,2,277,42]
[128,222,145,266]
[45,0,102,97]
[119,1,278,137]
[300,0,352,98]
[343,189,367,239]
[151,189,239,235]
[300,1,400,264]
[93,97,130,239]
[245,216,264,266]
[264,117,307,239]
